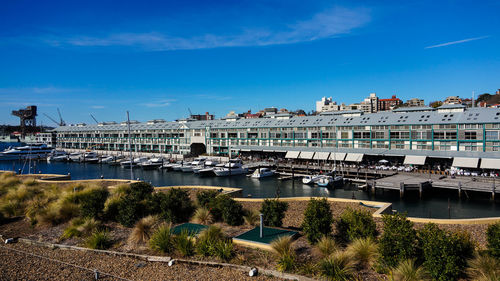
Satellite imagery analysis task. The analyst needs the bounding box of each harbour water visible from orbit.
[0,160,498,219]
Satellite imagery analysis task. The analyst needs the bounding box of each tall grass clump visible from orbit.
[244,209,260,226]
[129,215,161,245]
[319,250,356,281]
[192,207,211,224]
[335,208,377,244]
[149,224,174,253]
[466,254,500,281]
[196,225,225,256]
[214,240,234,261]
[61,217,100,239]
[174,229,195,257]
[302,198,333,243]
[270,235,295,272]
[346,237,379,268]
[389,259,430,281]
[316,235,337,257]
[85,230,112,250]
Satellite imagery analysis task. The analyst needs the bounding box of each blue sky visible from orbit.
[0,0,499,125]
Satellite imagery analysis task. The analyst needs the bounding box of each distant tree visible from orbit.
[294,109,306,116]
[429,101,443,108]
[476,93,492,106]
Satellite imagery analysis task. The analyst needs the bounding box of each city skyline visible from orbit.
[1,0,499,125]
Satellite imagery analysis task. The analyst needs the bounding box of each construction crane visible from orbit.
[90,114,99,124]
[43,113,60,126]
[57,108,66,126]
[12,105,37,136]
[188,108,193,117]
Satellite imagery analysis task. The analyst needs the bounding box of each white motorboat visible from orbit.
[82,152,99,163]
[181,158,206,172]
[47,150,68,162]
[316,175,344,188]
[250,167,275,179]
[161,160,181,170]
[100,155,116,163]
[302,175,322,185]
[193,159,218,174]
[120,157,148,168]
[172,161,190,171]
[213,159,248,176]
[0,144,53,161]
[139,159,164,170]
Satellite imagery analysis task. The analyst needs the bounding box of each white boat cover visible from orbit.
[330,152,347,161]
[263,149,275,152]
[345,153,364,162]
[480,158,500,169]
[241,149,251,152]
[299,151,315,159]
[285,151,301,159]
[313,152,330,160]
[403,155,427,165]
[452,157,479,168]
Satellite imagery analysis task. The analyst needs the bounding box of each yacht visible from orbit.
[139,158,165,170]
[81,151,99,163]
[213,159,248,177]
[250,167,275,179]
[161,160,180,171]
[68,152,82,162]
[172,161,189,171]
[47,150,68,162]
[181,158,206,172]
[193,159,218,174]
[316,175,344,188]
[99,155,116,163]
[120,157,148,168]
[0,144,53,160]
[302,175,322,185]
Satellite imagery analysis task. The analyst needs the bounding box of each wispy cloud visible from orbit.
[0,87,81,95]
[425,36,490,49]
[39,7,369,51]
[91,105,106,109]
[195,94,232,101]
[141,99,176,107]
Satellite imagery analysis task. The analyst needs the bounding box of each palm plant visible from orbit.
[129,215,161,245]
[149,224,174,253]
[193,207,212,224]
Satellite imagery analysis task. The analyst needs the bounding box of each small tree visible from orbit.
[260,199,288,227]
[128,182,154,201]
[217,195,244,226]
[196,190,219,208]
[302,198,333,243]
[379,213,419,268]
[418,223,474,281]
[336,208,376,243]
[486,221,500,258]
[116,195,145,227]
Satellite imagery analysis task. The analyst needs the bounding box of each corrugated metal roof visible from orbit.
[55,107,500,132]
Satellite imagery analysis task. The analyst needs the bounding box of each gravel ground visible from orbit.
[0,242,282,281]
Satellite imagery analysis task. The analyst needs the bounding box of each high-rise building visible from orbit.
[407,98,425,107]
[378,95,403,111]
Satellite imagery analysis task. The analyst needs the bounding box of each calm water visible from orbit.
[1,160,498,219]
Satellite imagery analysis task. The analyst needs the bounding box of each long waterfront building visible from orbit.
[54,104,500,169]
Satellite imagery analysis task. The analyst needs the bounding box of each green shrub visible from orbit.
[486,221,500,258]
[128,182,154,201]
[103,196,121,221]
[319,250,356,281]
[302,198,333,243]
[196,190,219,208]
[116,195,146,227]
[336,208,376,243]
[418,223,474,281]
[379,213,419,268]
[74,187,109,219]
[85,231,112,250]
[149,224,174,253]
[0,211,4,224]
[204,195,244,226]
[260,199,288,227]
[150,189,194,223]
[174,229,195,257]
[196,225,225,256]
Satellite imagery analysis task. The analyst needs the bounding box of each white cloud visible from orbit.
[91,105,106,109]
[141,99,176,107]
[41,7,370,51]
[425,36,490,49]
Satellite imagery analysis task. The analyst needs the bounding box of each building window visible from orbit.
[486,131,499,140]
[465,131,477,140]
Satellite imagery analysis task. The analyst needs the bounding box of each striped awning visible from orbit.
[345,153,364,162]
[298,151,315,160]
[480,158,500,169]
[330,152,346,161]
[452,157,479,168]
[285,151,300,159]
[313,152,330,160]
[403,155,427,165]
